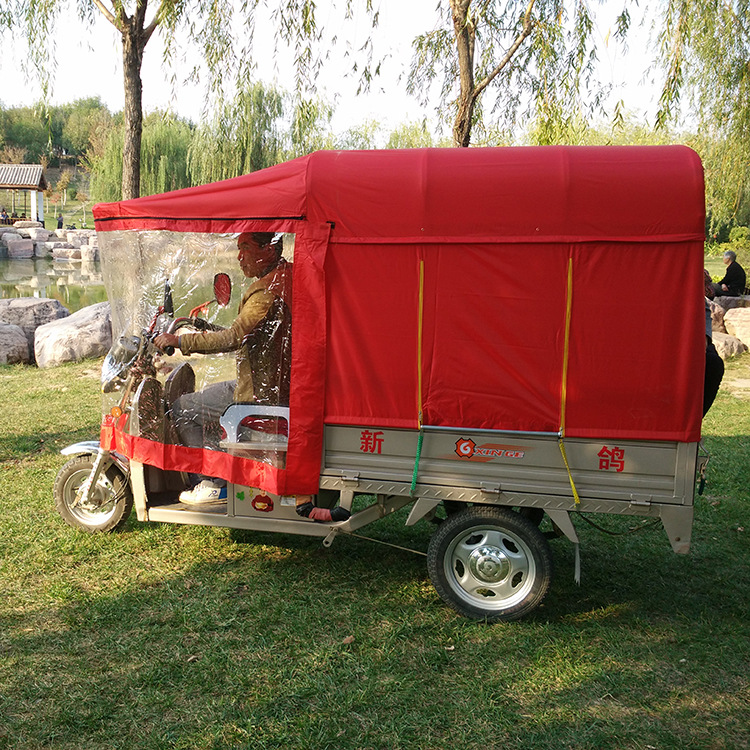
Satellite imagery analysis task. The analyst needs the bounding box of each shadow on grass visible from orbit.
[3,488,749,750]
[3,424,748,748]
[0,426,100,462]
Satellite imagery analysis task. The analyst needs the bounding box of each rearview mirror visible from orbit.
[214,273,232,307]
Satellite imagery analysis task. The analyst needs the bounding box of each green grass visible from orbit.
[1,358,749,750]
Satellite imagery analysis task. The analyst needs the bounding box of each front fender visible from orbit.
[61,441,101,457]
[60,442,130,476]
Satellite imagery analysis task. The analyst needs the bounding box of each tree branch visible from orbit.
[473,0,536,98]
[91,0,122,31]
[140,0,164,45]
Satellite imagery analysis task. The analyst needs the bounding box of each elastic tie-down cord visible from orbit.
[559,255,581,583]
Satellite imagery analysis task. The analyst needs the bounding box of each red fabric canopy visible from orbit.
[95,146,706,493]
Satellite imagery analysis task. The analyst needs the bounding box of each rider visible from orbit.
[154,232,291,502]
[154,232,350,523]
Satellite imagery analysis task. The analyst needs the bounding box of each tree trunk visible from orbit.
[450,0,476,147]
[121,12,148,200]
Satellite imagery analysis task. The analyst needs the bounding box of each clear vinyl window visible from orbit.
[100,230,294,468]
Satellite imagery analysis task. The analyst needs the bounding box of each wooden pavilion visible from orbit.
[0,164,47,224]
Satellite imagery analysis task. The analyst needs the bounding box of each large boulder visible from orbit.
[0,323,30,364]
[723,307,750,348]
[26,227,53,241]
[34,301,112,368]
[6,238,33,259]
[707,298,727,334]
[711,295,750,313]
[712,331,748,359]
[1,230,22,245]
[0,298,69,360]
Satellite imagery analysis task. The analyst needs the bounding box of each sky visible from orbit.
[0,1,659,138]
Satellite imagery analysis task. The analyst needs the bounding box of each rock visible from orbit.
[711,295,750,313]
[6,238,33,258]
[723,308,750,348]
[0,297,69,360]
[13,221,42,229]
[27,228,53,241]
[52,246,82,260]
[707,298,726,334]
[34,302,112,368]
[34,241,65,258]
[66,232,84,248]
[80,245,98,262]
[1,231,22,245]
[712,331,748,359]
[0,323,30,364]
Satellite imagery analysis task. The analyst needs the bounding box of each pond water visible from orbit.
[0,258,107,314]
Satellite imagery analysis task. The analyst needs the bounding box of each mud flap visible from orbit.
[660,505,693,554]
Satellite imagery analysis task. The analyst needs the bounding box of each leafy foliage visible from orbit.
[654,0,750,229]
[408,1,616,146]
[89,111,194,201]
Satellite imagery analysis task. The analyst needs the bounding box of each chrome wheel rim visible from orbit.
[443,524,537,611]
[63,467,119,525]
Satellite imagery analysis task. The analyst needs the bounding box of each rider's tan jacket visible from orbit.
[177,259,292,403]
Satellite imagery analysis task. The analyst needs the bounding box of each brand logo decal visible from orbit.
[455,438,526,461]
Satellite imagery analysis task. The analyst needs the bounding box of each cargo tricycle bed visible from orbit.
[55,146,708,622]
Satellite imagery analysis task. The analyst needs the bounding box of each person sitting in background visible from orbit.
[712,250,747,297]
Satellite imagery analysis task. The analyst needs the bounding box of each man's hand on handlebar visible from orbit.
[154,333,180,353]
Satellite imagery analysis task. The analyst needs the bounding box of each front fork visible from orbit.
[61,442,129,509]
[73,448,111,508]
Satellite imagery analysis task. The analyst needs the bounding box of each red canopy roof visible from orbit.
[95,147,707,494]
[94,146,705,242]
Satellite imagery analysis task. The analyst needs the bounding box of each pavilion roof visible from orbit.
[0,164,47,190]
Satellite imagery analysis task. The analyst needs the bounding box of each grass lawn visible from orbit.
[1,354,749,750]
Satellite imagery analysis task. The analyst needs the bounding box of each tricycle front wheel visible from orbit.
[427,506,552,622]
[54,455,133,533]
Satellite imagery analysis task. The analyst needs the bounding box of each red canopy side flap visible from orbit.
[564,242,704,441]
[324,243,421,428]
[420,243,568,432]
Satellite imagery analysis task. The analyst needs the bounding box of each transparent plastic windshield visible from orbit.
[99,229,294,472]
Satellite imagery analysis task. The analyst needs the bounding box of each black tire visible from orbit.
[53,455,133,533]
[518,506,545,527]
[427,505,553,622]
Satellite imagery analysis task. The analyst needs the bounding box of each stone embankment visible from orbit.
[0,220,99,261]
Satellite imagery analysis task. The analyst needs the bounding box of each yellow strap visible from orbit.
[558,438,581,506]
[559,256,580,506]
[416,258,425,429]
[559,256,574,435]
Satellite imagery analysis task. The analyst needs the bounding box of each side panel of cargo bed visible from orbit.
[320,426,698,514]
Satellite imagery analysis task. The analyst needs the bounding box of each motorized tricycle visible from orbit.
[54,146,709,622]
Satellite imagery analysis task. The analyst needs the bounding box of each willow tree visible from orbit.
[655,0,750,228]
[6,0,378,200]
[408,0,621,146]
[187,83,286,186]
[88,111,193,201]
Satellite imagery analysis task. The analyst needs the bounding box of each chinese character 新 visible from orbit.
[598,446,625,473]
[360,430,384,454]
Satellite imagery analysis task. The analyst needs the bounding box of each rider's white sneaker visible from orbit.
[179,480,227,505]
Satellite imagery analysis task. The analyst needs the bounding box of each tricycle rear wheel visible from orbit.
[54,455,133,533]
[427,505,552,622]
